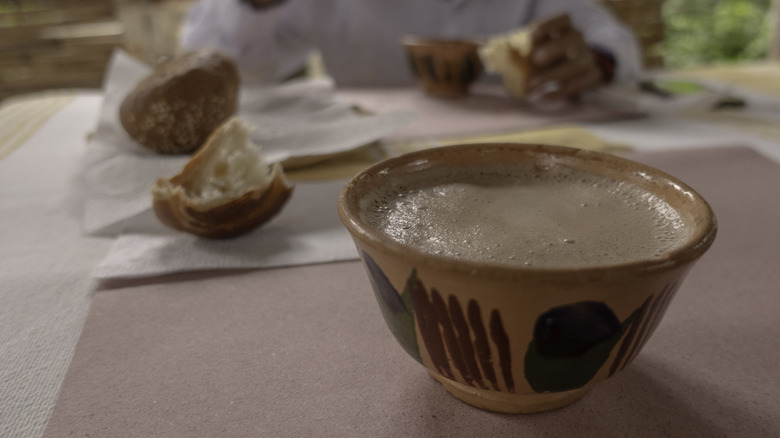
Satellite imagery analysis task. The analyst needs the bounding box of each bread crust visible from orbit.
[153,163,294,239]
[120,51,240,154]
[478,29,535,100]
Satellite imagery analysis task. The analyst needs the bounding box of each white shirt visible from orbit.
[181,0,642,86]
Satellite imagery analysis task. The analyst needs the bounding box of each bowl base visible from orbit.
[430,371,590,414]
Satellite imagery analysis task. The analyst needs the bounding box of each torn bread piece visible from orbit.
[479,28,534,100]
[152,117,294,238]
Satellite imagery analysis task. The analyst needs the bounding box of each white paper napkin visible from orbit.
[82,50,415,279]
[83,49,414,237]
[93,179,358,280]
[581,80,728,115]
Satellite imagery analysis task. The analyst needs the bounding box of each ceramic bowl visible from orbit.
[402,37,483,97]
[338,143,717,414]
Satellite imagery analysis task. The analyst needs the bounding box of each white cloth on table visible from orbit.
[82,49,413,237]
[0,93,113,438]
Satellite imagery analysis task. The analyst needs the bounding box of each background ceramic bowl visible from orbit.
[402,37,483,98]
[338,143,717,414]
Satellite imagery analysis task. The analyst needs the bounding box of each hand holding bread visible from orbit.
[479,26,534,100]
[525,14,603,102]
[479,14,605,103]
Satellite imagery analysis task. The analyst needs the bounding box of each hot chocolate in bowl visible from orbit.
[338,143,717,414]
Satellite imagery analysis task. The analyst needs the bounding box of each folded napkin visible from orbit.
[581,81,728,115]
[82,50,415,279]
[93,179,357,280]
[83,50,414,236]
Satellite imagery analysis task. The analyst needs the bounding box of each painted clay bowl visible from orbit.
[338,143,717,413]
[402,37,483,98]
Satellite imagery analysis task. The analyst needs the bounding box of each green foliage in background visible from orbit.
[663,0,773,68]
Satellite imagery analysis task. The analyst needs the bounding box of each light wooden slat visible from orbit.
[770,0,780,60]
[601,0,667,68]
[0,4,115,28]
[0,46,116,67]
[1,72,105,93]
[0,0,120,101]
[0,90,77,161]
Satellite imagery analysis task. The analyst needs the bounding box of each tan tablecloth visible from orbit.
[43,146,780,437]
[674,62,780,145]
[679,61,780,98]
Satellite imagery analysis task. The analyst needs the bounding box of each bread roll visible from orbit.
[152,117,294,238]
[120,50,240,154]
[478,29,534,100]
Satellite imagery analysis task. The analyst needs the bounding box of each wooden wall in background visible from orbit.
[0,0,199,101]
[770,0,780,60]
[601,0,666,69]
[0,0,123,101]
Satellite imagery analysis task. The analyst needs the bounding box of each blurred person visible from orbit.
[180,0,642,102]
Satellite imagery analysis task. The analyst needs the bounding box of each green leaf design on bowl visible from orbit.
[362,252,420,363]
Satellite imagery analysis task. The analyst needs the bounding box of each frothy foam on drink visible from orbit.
[359,163,690,268]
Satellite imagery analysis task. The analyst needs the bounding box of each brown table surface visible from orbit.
[44,146,780,437]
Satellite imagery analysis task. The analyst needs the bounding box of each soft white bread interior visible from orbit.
[152,117,294,238]
[478,28,534,99]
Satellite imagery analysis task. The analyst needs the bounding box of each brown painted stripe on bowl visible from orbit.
[609,294,653,377]
[449,295,488,389]
[432,289,472,386]
[623,282,680,368]
[410,278,454,379]
[609,282,680,376]
[468,300,500,391]
[490,309,515,393]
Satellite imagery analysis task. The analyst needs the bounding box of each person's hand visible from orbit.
[526,14,604,102]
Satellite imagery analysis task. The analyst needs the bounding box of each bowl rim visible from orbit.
[338,143,718,280]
